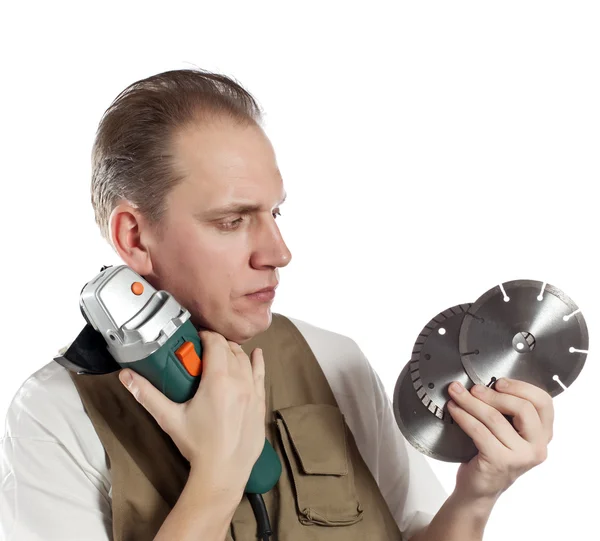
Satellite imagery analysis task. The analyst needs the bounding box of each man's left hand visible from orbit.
[447,377,554,502]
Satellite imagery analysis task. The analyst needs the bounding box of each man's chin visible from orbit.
[235,308,273,343]
[192,307,273,344]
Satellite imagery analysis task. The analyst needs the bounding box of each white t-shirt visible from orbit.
[0,317,447,541]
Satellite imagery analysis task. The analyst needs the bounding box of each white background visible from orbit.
[1,1,598,539]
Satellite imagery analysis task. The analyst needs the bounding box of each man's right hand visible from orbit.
[118,329,267,498]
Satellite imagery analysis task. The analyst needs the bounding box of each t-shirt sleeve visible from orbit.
[1,437,112,540]
[0,364,112,541]
[367,357,448,539]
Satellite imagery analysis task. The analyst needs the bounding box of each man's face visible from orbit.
[143,118,291,343]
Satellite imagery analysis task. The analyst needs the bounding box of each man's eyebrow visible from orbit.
[202,203,261,220]
[200,193,287,220]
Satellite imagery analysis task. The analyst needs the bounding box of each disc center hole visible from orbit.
[512,331,536,353]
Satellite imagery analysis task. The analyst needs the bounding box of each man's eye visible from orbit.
[220,217,245,230]
[273,209,282,219]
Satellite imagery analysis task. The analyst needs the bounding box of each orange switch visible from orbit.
[175,341,202,376]
[131,282,144,295]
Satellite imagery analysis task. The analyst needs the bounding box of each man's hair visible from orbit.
[91,68,263,244]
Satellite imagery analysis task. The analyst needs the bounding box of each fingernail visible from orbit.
[119,370,133,388]
[473,384,486,394]
[447,400,457,409]
[450,381,464,394]
[496,378,509,390]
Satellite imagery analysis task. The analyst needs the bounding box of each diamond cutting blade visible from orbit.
[393,361,478,463]
[459,280,589,396]
[410,303,475,419]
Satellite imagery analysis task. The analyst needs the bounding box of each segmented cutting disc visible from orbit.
[393,361,478,463]
[459,280,589,396]
[410,303,475,419]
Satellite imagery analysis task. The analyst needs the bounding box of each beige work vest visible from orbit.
[69,313,402,540]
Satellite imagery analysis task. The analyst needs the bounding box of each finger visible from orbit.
[227,340,253,379]
[470,384,545,444]
[198,330,228,376]
[446,400,507,457]
[118,369,178,433]
[448,381,523,450]
[495,378,554,440]
[227,340,245,360]
[250,348,266,401]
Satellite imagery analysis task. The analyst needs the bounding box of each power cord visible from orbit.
[247,493,277,541]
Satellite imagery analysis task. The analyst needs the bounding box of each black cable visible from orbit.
[247,492,277,541]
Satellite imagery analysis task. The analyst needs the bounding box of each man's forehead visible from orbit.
[180,165,285,204]
[171,119,283,202]
[173,119,276,174]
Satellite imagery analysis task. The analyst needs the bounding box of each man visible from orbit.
[0,69,553,540]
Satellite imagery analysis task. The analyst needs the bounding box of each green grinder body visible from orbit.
[124,319,282,494]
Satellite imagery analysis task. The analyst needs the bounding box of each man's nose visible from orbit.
[250,216,292,269]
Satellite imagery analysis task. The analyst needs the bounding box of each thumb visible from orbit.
[118,369,178,433]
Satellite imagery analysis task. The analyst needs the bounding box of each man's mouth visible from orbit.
[245,285,277,301]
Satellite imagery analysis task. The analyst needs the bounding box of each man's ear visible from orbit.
[109,201,154,276]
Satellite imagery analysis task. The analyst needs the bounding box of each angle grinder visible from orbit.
[54,264,282,495]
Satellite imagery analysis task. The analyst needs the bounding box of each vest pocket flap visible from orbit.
[276,404,348,475]
[275,404,363,527]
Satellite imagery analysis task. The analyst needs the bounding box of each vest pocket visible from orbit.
[275,404,364,527]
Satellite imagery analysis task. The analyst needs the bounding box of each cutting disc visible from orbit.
[393,361,478,463]
[410,303,475,419]
[459,280,589,396]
